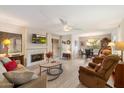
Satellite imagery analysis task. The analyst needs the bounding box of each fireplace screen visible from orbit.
[31,53,44,62]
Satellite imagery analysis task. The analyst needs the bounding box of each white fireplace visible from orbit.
[31,53,44,62]
[26,48,47,66]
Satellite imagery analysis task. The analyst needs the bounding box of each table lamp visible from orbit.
[108,42,115,54]
[115,42,124,62]
[2,39,11,56]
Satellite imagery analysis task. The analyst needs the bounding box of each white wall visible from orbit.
[26,28,59,52]
[47,33,61,53]
[26,28,48,49]
[71,29,120,59]
[60,35,72,58]
[0,21,60,66]
[0,18,122,65]
[25,27,62,66]
[71,34,80,59]
[116,20,124,60]
[118,20,124,41]
[51,34,60,40]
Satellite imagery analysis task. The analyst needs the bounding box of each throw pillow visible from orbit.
[3,70,38,86]
[1,57,11,64]
[14,64,25,70]
[4,60,17,71]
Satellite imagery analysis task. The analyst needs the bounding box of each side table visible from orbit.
[114,63,124,88]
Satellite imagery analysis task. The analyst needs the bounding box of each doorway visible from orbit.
[52,39,60,59]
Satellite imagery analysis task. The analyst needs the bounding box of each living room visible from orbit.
[1,4,124,89]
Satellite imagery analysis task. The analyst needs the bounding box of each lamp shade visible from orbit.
[108,42,115,47]
[2,39,11,46]
[115,42,124,50]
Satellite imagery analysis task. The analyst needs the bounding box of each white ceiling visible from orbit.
[0,5,124,35]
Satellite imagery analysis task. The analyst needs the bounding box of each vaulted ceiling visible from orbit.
[0,5,124,35]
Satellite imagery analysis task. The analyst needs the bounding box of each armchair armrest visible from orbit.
[79,66,103,79]
[88,62,97,68]
[92,56,104,64]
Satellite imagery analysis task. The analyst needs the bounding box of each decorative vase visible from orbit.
[46,52,53,63]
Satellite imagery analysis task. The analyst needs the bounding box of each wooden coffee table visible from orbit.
[39,61,63,81]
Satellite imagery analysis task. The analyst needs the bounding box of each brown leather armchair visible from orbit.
[91,37,112,64]
[88,37,112,69]
[79,55,120,88]
[89,46,112,68]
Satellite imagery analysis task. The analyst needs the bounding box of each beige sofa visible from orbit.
[0,61,47,88]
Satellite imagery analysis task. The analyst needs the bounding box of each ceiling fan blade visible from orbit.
[59,18,83,31]
[72,28,83,31]
[64,25,72,31]
[59,18,67,25]
[69,25,83,31]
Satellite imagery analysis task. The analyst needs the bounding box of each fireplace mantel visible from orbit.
[26,48,46,66]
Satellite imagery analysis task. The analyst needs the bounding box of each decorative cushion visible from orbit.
[4,60,17,71]
[0,57,11,64]
[14,64,26,71]
[3,70,38,86]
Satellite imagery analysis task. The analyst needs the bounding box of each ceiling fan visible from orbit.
[59,18,83,31]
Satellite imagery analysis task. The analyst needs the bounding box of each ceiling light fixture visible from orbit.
[64,25,72,31]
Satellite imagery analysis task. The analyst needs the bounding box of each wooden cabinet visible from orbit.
[114,63,124,88]
[9,55,25,66]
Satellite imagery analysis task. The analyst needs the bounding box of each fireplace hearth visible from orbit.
[31,53,44,62]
